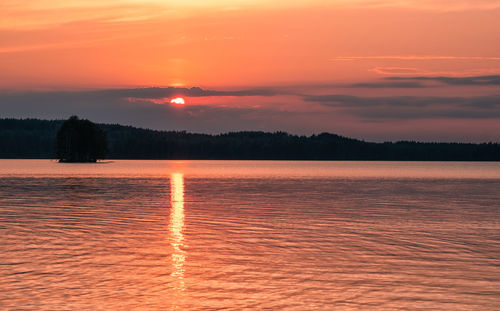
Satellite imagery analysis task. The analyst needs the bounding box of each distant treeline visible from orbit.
[1,118,499,161]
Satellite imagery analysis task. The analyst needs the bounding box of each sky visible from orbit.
[1,0,500,142]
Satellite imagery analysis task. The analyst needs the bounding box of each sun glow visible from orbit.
[170,97,185,105]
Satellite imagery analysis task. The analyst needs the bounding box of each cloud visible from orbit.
[0,86,277,101]
[346,75,500,88]
[0,2,171,30]
[303,94,500,119]
[334,0,500,11]
[0,38,118,54]
[370,67,500,77]
[370,67,423,75]
[0,86,288,133]
[1,86,500,141]
[349,81,426,88]
[388,75,500,86]
[332,55,500,61]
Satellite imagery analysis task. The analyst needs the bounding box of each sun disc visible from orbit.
[170,97,185,105]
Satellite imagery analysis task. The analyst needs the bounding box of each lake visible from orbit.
[0,160,499,310]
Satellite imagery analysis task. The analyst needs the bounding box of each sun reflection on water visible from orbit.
[169,172,185,292]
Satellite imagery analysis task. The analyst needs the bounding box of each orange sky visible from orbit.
[1,0,499,89]
[1,1,500,141]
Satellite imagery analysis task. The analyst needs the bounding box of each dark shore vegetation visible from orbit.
[0,118,499,161]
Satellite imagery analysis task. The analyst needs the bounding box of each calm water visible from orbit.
[0,160,499,310]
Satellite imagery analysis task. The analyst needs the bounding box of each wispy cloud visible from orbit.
[92,86,279,99]
[0,86,278,103]
[0,2,172,30]
[369,67,500,77]
[344,0,500,11]
[332,55,500,61]
[370,67,422,75]
[0,37,121,54]
[348,81,426,88]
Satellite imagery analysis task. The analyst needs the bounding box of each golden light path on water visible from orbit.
[169,172,185,293]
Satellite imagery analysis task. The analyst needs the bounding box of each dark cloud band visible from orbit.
[388,75,500,86]
[345,75,500,88]
[303,94,500,119]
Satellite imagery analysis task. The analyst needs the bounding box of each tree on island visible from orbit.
[56,116,107,162]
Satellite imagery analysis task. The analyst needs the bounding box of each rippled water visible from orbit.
[0,160,499,310]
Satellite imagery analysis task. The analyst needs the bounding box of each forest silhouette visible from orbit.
[0,118,499,161]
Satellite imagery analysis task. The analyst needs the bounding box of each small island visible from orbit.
[56,116,107,163]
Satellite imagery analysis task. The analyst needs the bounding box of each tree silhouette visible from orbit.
[56,116,107,162]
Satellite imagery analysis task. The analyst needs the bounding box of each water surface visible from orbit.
[0,160,499,310]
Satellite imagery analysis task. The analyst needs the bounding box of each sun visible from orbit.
[170,97,185,105]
